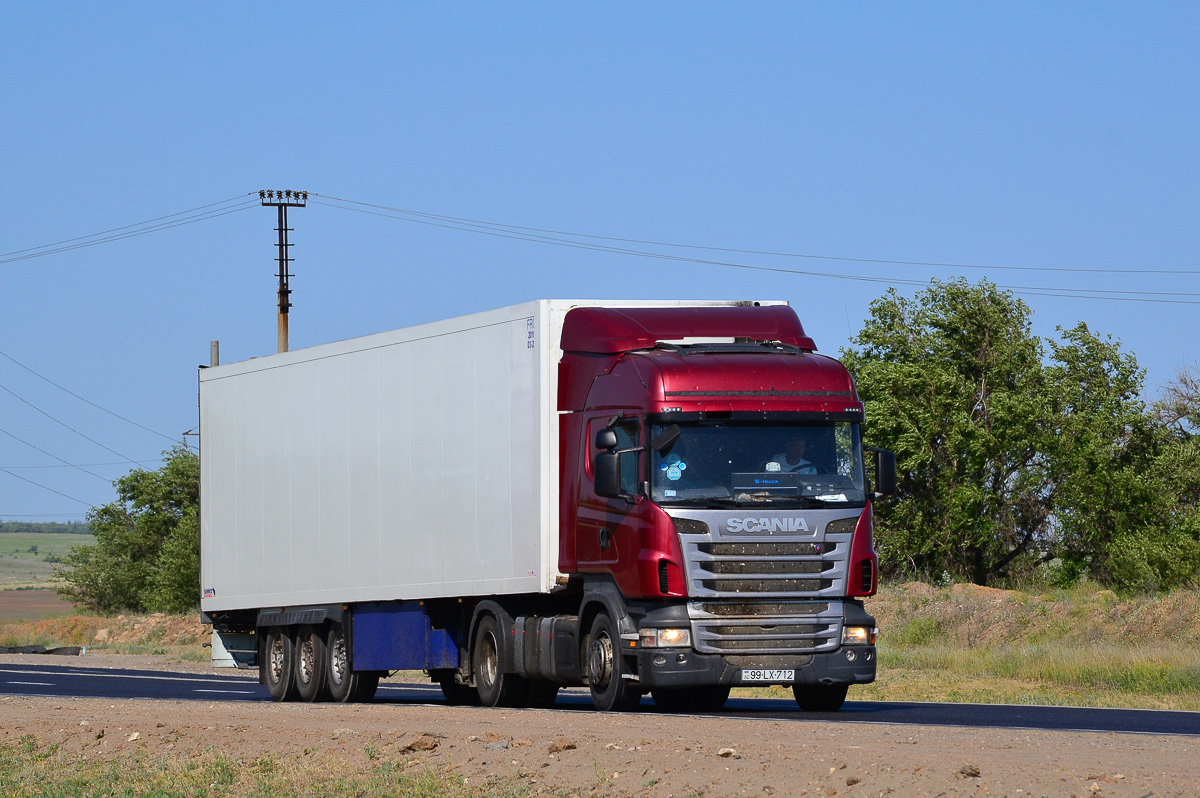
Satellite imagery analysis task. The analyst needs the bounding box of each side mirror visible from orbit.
[595,451,622,498]
[595,428,618,450]
[866,447,897,497]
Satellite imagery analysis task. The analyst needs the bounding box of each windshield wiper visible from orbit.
[661,497,744,509]
[733,494,830,508]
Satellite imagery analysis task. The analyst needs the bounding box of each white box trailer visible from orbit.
[200,301,553,613]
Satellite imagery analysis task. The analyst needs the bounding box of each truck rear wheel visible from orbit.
[586,613,641,712]
[325,623,376,703]
[651,685,730,713]
[263,627,298,702]
[793,683,848,712]
[295,625,328,702]
[472,614,528,707]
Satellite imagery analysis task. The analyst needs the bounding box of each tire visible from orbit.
[586,613,642,712]
[434,670,480,706]
[793,683,848,712]
[325,623,374,703]
[294,625,329,702]
[472,615,528,707]
[352,672,380,703]
[651,685,729,713]
[263,627,298,702]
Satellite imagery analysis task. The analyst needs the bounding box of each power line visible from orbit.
[0,382,141,465]
[0,196,258,265]
[0,513,89,519]
[312,196,1200,306]
[0,349,177,443]
[0,467,92,507]
[0,427,111,482]
[315,193,1200,277]
[0,460,158,470]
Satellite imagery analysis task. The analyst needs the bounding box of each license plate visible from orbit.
[741,669,794,682]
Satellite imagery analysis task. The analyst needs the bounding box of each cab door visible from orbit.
[575,412,647,575]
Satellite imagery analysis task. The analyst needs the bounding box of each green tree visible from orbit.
[55,444,199,613]
[843,279,1055,585]
[843,278,1198,591]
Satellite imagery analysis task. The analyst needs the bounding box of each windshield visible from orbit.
[649,421,866,508]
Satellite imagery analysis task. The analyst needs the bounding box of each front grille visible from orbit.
[681,527,850,598]
[699,578,833,593]
[701,637,819,653]
[693,602,830,617]
[707,624,824,637]
[701,560,832,576]
[689,606,843,655]
[671,512,856,652]
[698,542,831,557]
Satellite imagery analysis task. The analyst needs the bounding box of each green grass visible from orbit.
[0,530,93,588]
[0,738,535,798]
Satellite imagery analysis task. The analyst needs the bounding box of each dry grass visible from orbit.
[5,582,1200,710]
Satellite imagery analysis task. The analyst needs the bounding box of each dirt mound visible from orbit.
[870,582,1200,647]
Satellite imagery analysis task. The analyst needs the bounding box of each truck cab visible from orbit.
[557,304,895,711]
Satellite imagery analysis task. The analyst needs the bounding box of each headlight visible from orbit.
[638,627,692,648]
[841,626,876,646]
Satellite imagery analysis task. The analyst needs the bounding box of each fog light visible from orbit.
[653,654,667,666]
[845,649,857,662]
[864,650,873,661]
[841,626,875,646]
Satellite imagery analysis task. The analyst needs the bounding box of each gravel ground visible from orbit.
[1,653,1197,797]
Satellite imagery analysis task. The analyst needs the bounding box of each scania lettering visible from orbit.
[726,518,811,534]
[199,300,897,713]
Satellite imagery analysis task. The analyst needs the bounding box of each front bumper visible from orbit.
[635,645,876,689]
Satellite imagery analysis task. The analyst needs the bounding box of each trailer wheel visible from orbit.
[651,685,729,713]
[325,623,375,703]
[586,613,641,712]
[263,627,298,702]
[295,625,329,702]
[472,614,528,707]
[793,683,848,712]
[351,672,380,702]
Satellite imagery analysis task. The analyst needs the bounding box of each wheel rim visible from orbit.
[588,632,614,690]
[329,632,348,687]
[269,636,285,685]
[479,631,499,689]
[298,636,315,685]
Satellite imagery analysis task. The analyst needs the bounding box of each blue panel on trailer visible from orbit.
[351,602,460,671]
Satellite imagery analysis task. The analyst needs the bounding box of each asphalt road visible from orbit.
[3,661,1197,737]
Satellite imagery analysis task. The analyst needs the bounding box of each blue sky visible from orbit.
[1,4,1197,520]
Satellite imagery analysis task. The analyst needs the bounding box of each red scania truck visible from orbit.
[199,300,895,712]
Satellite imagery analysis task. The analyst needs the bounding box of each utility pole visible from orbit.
[259,190,308,353]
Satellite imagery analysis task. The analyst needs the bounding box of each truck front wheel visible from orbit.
[586,613,641,712]
[263,627,297,702]
[793,683,848,712]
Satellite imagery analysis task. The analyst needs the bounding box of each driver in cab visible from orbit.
[767,434,817,474]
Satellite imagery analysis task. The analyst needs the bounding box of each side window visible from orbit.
[614,424,639,495]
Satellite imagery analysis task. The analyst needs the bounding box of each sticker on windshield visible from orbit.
[661,454,687,481]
